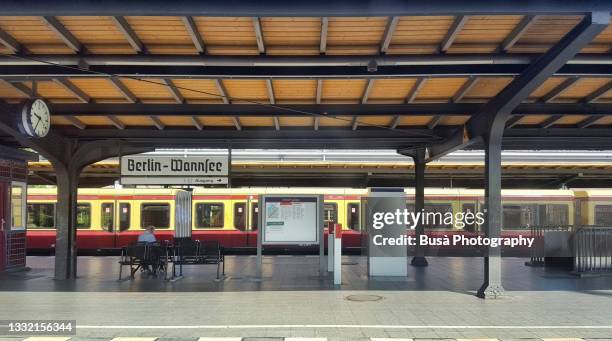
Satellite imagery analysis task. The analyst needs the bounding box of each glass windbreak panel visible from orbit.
[119,203,130,231]
[503,204,536,230]
[141,203,170,229]
[76,203,91,229]
[101,203,114,232]
[234,202,246,231]
[595,205,612,226]
[11,184,25,230]
[347,203,360,230]
[27,203,55,229]
[195,203,224,228]
[324,203,338,225]
[251,203,259,230]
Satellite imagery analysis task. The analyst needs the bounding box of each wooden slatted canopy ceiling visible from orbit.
[0,6,611,150]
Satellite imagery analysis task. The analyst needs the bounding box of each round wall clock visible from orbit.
[20,99,51,138]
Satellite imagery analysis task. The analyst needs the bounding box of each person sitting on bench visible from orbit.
[137,226,157,244]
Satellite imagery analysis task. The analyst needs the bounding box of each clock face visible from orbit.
[21,99,50,138]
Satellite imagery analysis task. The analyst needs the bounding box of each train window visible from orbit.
[423,203,454,229]
[119,203,130,231]
[141,203,170,229]
[251,203,259,230]
[101,203,114,232]
[195,203,224,228]
[540,204,569,226]
[234,202,246,231]
[462,203,477,232]
[595,205,612,225]
[27,203,55,229]
[503,204,536,229]
[324,203,338,225]
[347,203,360,230]
[74,203,91,229]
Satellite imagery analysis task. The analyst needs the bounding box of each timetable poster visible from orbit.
[263,196,318,244]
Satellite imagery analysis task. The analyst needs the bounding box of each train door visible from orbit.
[232,198,250,248]
[99,201,116,248]
[247,197,258,247]
[115,200,132,247]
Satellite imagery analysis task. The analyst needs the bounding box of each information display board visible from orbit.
[261,196,320,245]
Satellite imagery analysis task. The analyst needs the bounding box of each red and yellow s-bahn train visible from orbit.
[25,187,612,252]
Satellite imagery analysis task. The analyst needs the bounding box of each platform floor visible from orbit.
[0,256,611,340]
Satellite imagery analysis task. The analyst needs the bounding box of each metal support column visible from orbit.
[411,148,428,267]
[53,162,80,279]
[477,134,504,298]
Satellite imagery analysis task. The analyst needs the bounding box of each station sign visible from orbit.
[120,155,229,185]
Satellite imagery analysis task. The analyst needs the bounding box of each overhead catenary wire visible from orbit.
[0,53,440,139]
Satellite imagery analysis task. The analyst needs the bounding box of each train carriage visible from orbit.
[24,187,608,253]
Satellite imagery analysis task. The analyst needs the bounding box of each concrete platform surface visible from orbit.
[0,256,610,340]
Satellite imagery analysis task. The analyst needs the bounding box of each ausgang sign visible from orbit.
[120,155,229,185]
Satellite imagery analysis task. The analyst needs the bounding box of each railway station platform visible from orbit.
[0,255,611,340]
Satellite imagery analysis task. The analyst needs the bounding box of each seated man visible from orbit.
[137,226,157,244]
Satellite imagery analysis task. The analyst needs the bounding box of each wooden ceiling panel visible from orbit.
[594,116,612,125]
[24,80,77,99]
[368,79,416,101]
[194,17,258,54]
[76,116,114,126]
[321,79,367,102]
[0,16,63,44]
[170,79,223,101]
[261,17,320,46]
[327,17,387,49]
[529,77,568,99]
[512,15,582,52]
[464,77,514,99]
[157,116,193,126]
[438,116,469,125]
[357,116,395,126]
[50,116,71,125]
[279,117,313,126]
[398,115,434,126]
[451,15,522,53]
[557,78,612,100]
[200,116,236,126]
[223,79,268,101]
[239,117,274,127]
[518,115,550,125]
[56,16,126,45]
[319,115,352,126]
[0,82,29,99]
[115,116,152,126]
[415,77,467,101]
[585,25,612,53]
[121,78,173,100]
[69,78,125,99]
[390,16,454,47]
[125,16,191,45]
[0,16,74,54]
[554,115,588,125]
[272,80,317,100]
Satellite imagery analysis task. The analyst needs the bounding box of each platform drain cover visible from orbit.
[342,261,358,265]
[345,294,383,302]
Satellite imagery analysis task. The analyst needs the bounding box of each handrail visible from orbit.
[574,226,612,274]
